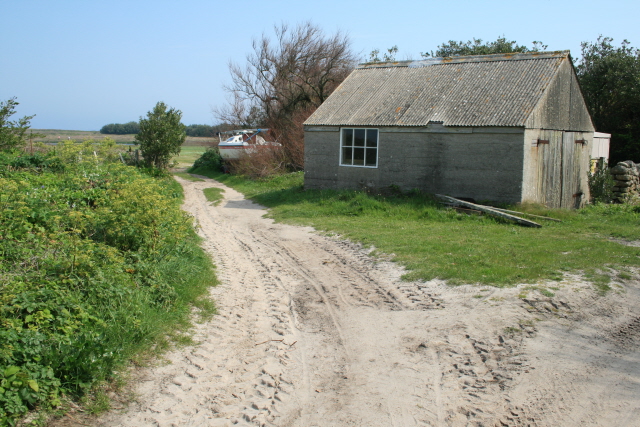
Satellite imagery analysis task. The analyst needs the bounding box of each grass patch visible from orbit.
[585,271,614,295]
[203,187,224,205]
[192,167,640,289]
[618,271,633,280]
[191,168,304,198]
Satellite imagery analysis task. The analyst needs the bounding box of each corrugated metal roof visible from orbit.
[304,51,569,127]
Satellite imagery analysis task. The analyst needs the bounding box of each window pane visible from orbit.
[365,148,377,166]
[366,129,378,147]
[354,129,365,147]
[342,129,353,147]
[353,148,365,165]
[342,147,353,165]
[340,128,378,168]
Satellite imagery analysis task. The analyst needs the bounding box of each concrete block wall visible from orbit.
[304,126,525,204]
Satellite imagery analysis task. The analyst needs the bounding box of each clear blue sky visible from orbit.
[2,0,638,131]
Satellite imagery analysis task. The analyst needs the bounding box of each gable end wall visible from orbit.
[521,59,594,207]
[525,59,594,132]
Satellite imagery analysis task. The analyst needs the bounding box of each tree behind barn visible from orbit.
[421,36,547,58]
[215,22,357,170]
[136,102,186,170]
[576,36,640,164]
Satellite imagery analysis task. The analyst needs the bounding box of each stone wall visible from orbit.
[611,161,640,202]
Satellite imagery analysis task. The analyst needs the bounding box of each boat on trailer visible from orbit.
[217,129,279,160]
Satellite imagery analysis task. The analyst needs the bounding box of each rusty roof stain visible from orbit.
[305,51,571,127]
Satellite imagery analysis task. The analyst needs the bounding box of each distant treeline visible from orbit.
[185,124,217,137]
[100,122,227,137]
[100,121,140,134]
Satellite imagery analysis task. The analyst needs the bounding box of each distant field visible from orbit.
[31,129,218,147]
[175,146,209,168]
[30,129,215,168]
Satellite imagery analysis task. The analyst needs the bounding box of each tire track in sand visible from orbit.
[89,175,640,427]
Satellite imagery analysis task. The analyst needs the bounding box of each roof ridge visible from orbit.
[358,50,570,69]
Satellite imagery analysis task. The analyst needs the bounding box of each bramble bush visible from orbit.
[0,144,216,425]
[228,146,287,179]
[190,146,287,179]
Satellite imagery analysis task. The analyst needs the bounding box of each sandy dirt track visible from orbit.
[93,175,640,427]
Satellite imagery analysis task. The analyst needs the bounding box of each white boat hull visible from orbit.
[218,145,246,160]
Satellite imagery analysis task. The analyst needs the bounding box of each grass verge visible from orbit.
[191,167,640,287]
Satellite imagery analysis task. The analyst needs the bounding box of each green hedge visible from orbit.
[0,146,216,425]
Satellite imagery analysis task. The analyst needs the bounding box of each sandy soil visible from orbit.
[90,175,640,427]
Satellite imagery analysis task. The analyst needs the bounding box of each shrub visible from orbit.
[588,161,615,204]
[190,147,224,173]
[9,153,65,172]
[135,102,186,170]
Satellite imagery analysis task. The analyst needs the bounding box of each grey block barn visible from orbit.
[303,51,595,208]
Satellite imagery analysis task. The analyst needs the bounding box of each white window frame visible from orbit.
[339,128,379,168]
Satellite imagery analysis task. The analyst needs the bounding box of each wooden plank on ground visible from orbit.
[435,194,542,228]
[488,206,561,222]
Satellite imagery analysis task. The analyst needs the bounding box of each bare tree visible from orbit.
[213,91,265,129]
[214,22,357,170]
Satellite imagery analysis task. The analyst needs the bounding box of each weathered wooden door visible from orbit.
[561,132,587,209]
[536,130,562,208]
[536,131,587,208]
